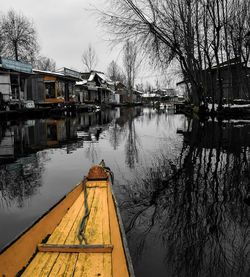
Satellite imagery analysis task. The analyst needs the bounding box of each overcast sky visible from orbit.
[1,0,122,71]
[1,0,178,87]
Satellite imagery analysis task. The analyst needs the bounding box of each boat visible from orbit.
[0,162,134,277]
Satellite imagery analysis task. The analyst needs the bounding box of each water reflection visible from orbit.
[0,154,44,209]
[0,111,116,163]
[122,119,250,277]
[0,108,144,208]
[108,107,142,168]
[2,108,248,277]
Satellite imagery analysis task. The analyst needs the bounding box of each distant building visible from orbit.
[114,81,130,104]
[205,61,250,101]
[176,80,190,99]
[153,89,166,97]
[0,57,33,109]
[132,89,143,104]
[29,68,81,106]
[75,71,114,104]
[176,59,250,102]
[141,88,177,103]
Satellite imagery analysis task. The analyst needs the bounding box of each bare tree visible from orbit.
[0,29,6,57]
[107,60,126,83]
[123,40,139,97]
[0,9,39,62]
[34,56,56,71]
[81,44,98,71]
[101,0,250,107]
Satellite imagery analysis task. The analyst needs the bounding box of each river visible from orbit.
[0,107,249,277]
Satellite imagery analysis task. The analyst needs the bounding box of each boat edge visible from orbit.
[110,184,135,277]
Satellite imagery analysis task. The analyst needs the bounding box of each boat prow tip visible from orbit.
[87,164,109,181]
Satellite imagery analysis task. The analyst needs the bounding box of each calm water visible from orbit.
[0,107,249,277]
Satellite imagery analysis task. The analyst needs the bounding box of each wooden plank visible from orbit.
[48,253,79,276]
[47,192,84,244]
[38,244,113,253]
[86,181,108,188]
[36,253,59,276]
[63,253,78,276]
[47,253,70,276]
[65,188,95,245]
[22,253,59,276]
[102,187,111,245]
[22,190,87,276]
[21,253,45,276]
[74,253,112,277]
[84,188,104,244]
[103,253,112,277]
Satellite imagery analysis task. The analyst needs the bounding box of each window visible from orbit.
[10,75,19,99]
[45,82,55,98]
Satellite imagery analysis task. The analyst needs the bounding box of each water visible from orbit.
[0,107,249,277]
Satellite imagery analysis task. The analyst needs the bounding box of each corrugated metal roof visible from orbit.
[33,69,65,77]
[96,72,112,82]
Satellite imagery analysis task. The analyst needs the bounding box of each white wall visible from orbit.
[0,74,11,101]
[115,94,120,104]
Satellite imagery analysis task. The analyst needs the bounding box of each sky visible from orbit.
[0,1,121,70]
[0,0,178,87]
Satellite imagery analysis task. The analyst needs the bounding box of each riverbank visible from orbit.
[177,102,250,119]
[0,102,143,120]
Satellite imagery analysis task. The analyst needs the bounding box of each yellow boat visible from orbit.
[0,162,134,276]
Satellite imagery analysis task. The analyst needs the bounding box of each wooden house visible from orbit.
[28,68,81,106]
[0,57,33,109]
[177,59,250,103]
[132,89,143,104]
[203,62,250,102]
[114,82,130,104]
[75,71,114,104]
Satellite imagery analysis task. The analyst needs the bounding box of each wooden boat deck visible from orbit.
[21,180,130,277]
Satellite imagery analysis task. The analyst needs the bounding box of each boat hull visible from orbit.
[0,165,134,277]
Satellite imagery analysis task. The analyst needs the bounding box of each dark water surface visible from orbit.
[0,107,249,276]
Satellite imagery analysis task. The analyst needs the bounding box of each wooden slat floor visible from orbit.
[22,181,113,277]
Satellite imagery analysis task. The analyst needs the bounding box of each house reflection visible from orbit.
[0,108,144,206]
[0,111,115,207]
[0,128,14,162]
[0,110,120,164]
[181,119,250,153]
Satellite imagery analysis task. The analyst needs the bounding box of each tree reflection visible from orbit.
[0,153,44,208]
[125,117,140,169]
[108,107,142,168]
[84,142,99,163]
[109,121,125,150]
[123,108,141,169]
[122,119,250,276]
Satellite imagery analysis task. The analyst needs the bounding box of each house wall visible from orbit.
[0,74,11,102]
[204,66,250,101]
[88,88,98,102]
[27,76,45,102]
[57,81,65,98]
[98,88,112,103]
[75,86,88,103]
[34,75,76,104]
[117,88,129,103]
